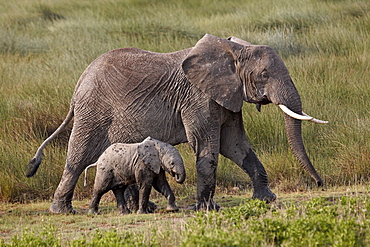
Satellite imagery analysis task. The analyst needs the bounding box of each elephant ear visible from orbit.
[182,34,244,113]
[138,138,161,174]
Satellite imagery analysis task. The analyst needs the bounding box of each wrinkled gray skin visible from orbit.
[28,34,323,214]
[85,137,185,214]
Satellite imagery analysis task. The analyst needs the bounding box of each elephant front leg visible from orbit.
[137,182,153,214]
[220,112,276,203]
[242,148,276,202]
[152,172,178,212]
[194,156,220,211]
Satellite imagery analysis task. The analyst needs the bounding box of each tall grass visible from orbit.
[0,0,369,202]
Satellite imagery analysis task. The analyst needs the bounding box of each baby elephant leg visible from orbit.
[88,189,105,214]
[153,172,179,212]
[112,187,130,215]
[124,184,157,213]
[137,182,153,214]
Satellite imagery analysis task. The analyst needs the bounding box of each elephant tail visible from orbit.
[84,163,97,187]
[26,104,74,177]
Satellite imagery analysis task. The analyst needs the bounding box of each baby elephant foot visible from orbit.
[147,201,157,213]
[117,204,131,215]
[136,208,149,214]
[165,204,179,212]
[119,211,130,215]
[118,208,131,215]
[87,208,99,215]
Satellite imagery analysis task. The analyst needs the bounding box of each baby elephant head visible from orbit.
[137,137,186,183]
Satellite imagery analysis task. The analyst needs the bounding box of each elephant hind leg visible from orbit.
[50,121,111,214]
[112,187,130,215]
[88,189,107,215]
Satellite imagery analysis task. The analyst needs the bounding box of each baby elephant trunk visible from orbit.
[152,138,186,183]
[160,148,186,184]
[174,170,186,184]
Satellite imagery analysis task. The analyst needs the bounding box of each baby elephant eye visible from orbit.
[261,71,269,79]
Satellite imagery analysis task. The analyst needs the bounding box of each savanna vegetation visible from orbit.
[1,188,370,246]
[0,0,369,245]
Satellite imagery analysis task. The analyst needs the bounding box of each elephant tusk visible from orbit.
[302,112,329,124]
[278,105,313,121]
[278,105,328,124]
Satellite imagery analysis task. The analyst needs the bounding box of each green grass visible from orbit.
[1,186,370,246]
[0,0,369,206]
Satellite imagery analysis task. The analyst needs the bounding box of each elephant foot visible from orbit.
[136,209,149,214]
[192,199,220,211]
[119,210,130,215]
[165,204,179,212]
[252,187,277,203]
[124,185,157,213]
[87,209,99,215]
[50,199,76,214]
[117,206,131,215]
[147,201,157,213]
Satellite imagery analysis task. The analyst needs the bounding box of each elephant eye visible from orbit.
[261,71,269,79]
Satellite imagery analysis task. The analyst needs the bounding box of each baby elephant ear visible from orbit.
[138,140,161,174]
[182,34,244,113]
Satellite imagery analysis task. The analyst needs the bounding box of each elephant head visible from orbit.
[138,137,186,183]
[182,34,327,186]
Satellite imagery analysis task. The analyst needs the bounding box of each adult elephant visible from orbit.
[27,34,327,214]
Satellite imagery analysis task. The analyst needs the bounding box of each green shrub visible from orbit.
[180,197,370,246]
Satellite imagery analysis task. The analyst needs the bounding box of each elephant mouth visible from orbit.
[252,97,271,112]
[247,96,271,105]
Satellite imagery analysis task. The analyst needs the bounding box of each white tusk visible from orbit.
[302,112,329,124]
[278,105,313,121]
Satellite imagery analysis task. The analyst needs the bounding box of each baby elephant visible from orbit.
[84,137,186,214]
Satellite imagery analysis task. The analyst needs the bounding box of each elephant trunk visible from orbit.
[156,142,186,184]
[271,82,324,186]
[284,114,323,186]
[162,160,186,184]
[170,157,186,184]
[175,171,186,184]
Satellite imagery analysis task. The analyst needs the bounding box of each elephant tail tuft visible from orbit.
[26,103,74,178]
[26,155,42,177]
